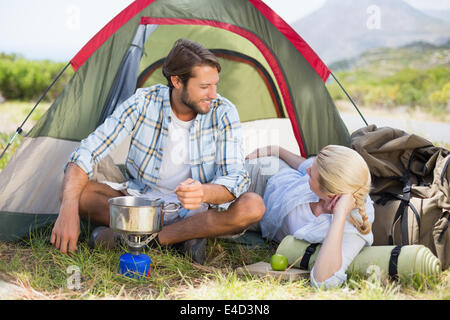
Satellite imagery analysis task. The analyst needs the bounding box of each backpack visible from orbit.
[351,125,450,269]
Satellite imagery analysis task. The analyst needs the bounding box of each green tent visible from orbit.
[0,0,351,240]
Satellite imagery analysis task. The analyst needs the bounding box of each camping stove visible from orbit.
[108,196,179,279]
[117,233,156,279]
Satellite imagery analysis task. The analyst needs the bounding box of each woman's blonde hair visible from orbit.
[315,145,372,235]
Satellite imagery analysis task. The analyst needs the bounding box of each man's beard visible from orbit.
[180,87,211,115]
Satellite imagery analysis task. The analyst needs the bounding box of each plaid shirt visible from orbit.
[68,84,249,210]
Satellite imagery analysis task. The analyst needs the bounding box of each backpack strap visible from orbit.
[407,200,421,236]
[300,243,320,270]
[375,187,421,246]
[388,245,403,281]
[441,156,450,186]
[389,150,418,245]
[438,211,449,243]
[400,181,411,246]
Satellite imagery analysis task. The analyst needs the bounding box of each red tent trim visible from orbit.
[140,17,306,157]
[71,0,329,83]
[70,0,155,71]
[248,0,330,83]
[68,0,317,156]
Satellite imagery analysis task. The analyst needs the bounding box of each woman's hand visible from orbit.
[312,193,355,282]
[245,145,279,160]
[331,193,356,218]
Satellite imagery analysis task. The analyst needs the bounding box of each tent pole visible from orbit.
[0,62,71,161]
[330,72,368,126]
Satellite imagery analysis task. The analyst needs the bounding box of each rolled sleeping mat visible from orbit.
[276,236,442,280]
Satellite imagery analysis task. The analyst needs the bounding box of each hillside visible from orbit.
[422,9,450,23]
[326,41,450,113]
[292,0,450,64]
[329,40,450,74]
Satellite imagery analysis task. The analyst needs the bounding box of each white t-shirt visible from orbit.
[102,110,208,223]
[154,108,194,194]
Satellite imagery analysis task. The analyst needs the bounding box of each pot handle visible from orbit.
[161,202,181,227]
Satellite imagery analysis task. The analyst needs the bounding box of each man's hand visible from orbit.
[50,200,81,254]
[175,178,205,210]
[50,163,87,254]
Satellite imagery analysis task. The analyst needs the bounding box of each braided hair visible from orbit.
[315,145,372,235]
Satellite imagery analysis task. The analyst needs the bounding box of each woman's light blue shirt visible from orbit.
[261,157,374,246]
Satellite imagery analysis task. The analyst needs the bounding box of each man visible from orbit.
[50,39,265,264]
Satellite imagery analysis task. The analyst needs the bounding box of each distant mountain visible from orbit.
[329,40,450,73]
[325,40,450,117]
[422,9,450,23]
[292,0,450,64]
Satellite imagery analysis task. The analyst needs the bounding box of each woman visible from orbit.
[246,145,374,289]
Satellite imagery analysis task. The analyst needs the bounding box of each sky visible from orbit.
[0,0,449,62]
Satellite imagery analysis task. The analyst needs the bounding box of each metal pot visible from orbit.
[109,196,180,235]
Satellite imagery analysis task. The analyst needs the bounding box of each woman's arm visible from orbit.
[246,145,306,170]
[312,194,355,282]
[310,232,366,289]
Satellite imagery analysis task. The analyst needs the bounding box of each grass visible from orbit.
[0,100,51,131]
[0,227,449,300]
[0,100,51,172]
[0,132,22,170]
[0,226,274,300]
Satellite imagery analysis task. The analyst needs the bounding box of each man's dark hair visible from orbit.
[162,38,221,89]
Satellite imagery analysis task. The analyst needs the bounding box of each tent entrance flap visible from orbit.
[99,24,158,124]
[138,17,306,156]
[137,48,285,119]
[136,24,292,122]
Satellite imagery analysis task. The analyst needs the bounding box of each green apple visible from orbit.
[270,254,288,271]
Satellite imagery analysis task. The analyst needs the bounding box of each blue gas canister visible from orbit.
[118,253,151,279]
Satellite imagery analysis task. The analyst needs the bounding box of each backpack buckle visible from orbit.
[402,183,411,194]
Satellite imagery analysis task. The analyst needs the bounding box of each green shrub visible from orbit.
[0,53,73,101]
[396,84,424,106]
[429,82,450,106]
[328,65,450,111]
